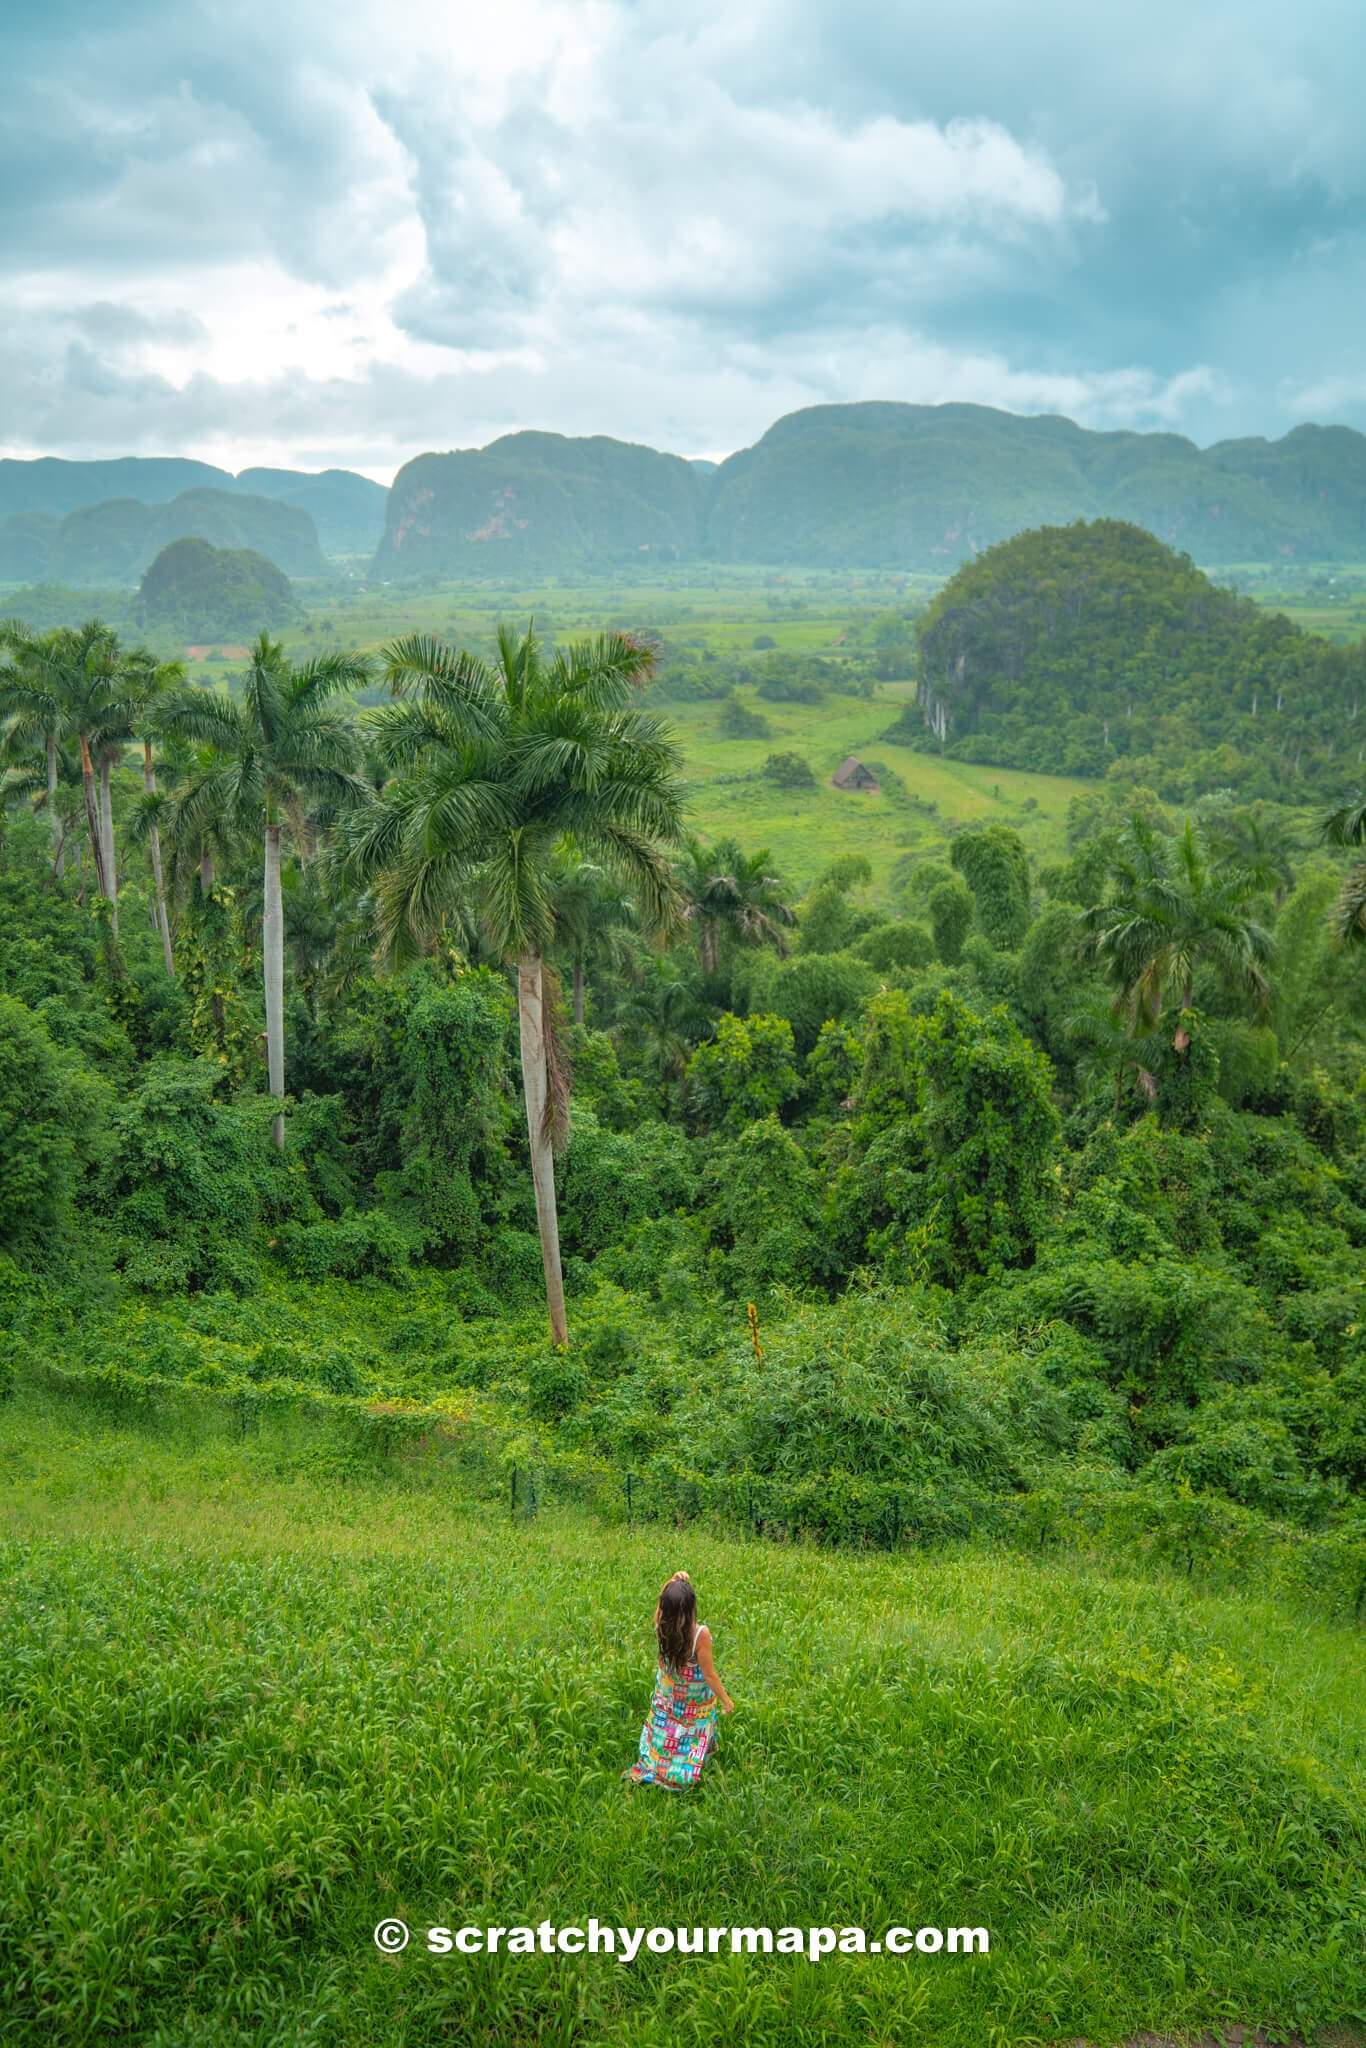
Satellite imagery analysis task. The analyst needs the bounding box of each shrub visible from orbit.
[0,994,106,1255]
[556,1110,696,1259]
[950,824,1031,949]
[761,751,816,789]
[686,1013,801,1132]
[703,1115,824,1300]
[797,881,876,956]
[95,1057,280,1295]
[847,990,1062,1285]
[927,877,974,964]
[718,692,772,739]
[275,1211,417,1285]
[764,953,875,1056]
[855,921,936,972]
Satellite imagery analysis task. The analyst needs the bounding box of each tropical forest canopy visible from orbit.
[2,593,1366,1590]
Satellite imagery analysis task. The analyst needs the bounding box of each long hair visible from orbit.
[655,1572,698,1676]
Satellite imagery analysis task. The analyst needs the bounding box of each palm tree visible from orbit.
[1206,804,1300,906]
[1076,815,1273,1035]
[342,624,685,1345]
[40,622,129,928]
[153,731,250,904]
[1322,795,1366,946]
[617,955,712,1107]
[122,651,185,976]
[160,633,369,1146]
[0,622,68,877]
[677,835,795,974]
[0,738,48,863]
[545,846,639,1025]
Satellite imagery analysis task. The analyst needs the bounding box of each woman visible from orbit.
[626,1570,734,1790]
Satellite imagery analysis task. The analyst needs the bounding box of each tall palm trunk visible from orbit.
[142,740,174,976]
[97,749,119,935]
[517,950,568,1345]
[572,955,585,1027]
[199,848,214,895]
[77,733,112,902]
[46,732,63,878]
[263,820,286,1149]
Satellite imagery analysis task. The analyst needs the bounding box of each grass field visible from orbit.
[172,573,1087,895]
[40,557,1359,894]
[3,1393,1363,2048]
[664,680,1087,892]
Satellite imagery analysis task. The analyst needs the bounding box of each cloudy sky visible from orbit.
[3,0,1365,480]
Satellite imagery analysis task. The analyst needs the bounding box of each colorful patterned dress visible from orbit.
[629,1625,719,1788]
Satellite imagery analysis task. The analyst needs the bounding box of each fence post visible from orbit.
[626,1471,634,1528]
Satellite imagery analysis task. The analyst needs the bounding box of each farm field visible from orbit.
[662,683,1087,892]
[3,1391,1364,2048]
[152,557,1366,897]
[164,570,1088,893]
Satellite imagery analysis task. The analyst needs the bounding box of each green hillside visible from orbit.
[0,487,328,584]
[374,432,702,577]
[705,403,1366,568]
[0,454,228,519]
[235,466,388,556]
[374,404,1366,581]
[137,537,298,638]
[0,458,384,563]
[895,519,1366,800]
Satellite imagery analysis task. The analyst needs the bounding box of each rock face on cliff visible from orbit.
[373,432,705,576]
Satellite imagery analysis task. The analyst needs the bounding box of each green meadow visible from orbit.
[662,683,1085,893]
[171,570,1086,895]
[3,1389,1364,2048]
[163,557,1361,895]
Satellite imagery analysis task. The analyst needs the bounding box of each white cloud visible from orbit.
[0,0,1360,473]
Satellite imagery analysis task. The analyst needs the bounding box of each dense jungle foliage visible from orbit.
[2,603,1366,1598]
[899,520,1366,798]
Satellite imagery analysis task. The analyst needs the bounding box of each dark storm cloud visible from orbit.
[1,0,1364,472]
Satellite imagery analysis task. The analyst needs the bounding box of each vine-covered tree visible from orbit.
[160,634,369,1145]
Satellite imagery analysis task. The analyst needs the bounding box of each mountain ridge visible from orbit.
[376,402,1366,577]
[0,458,387,558]
[9,402,1366,585]
[0,488,330,584]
